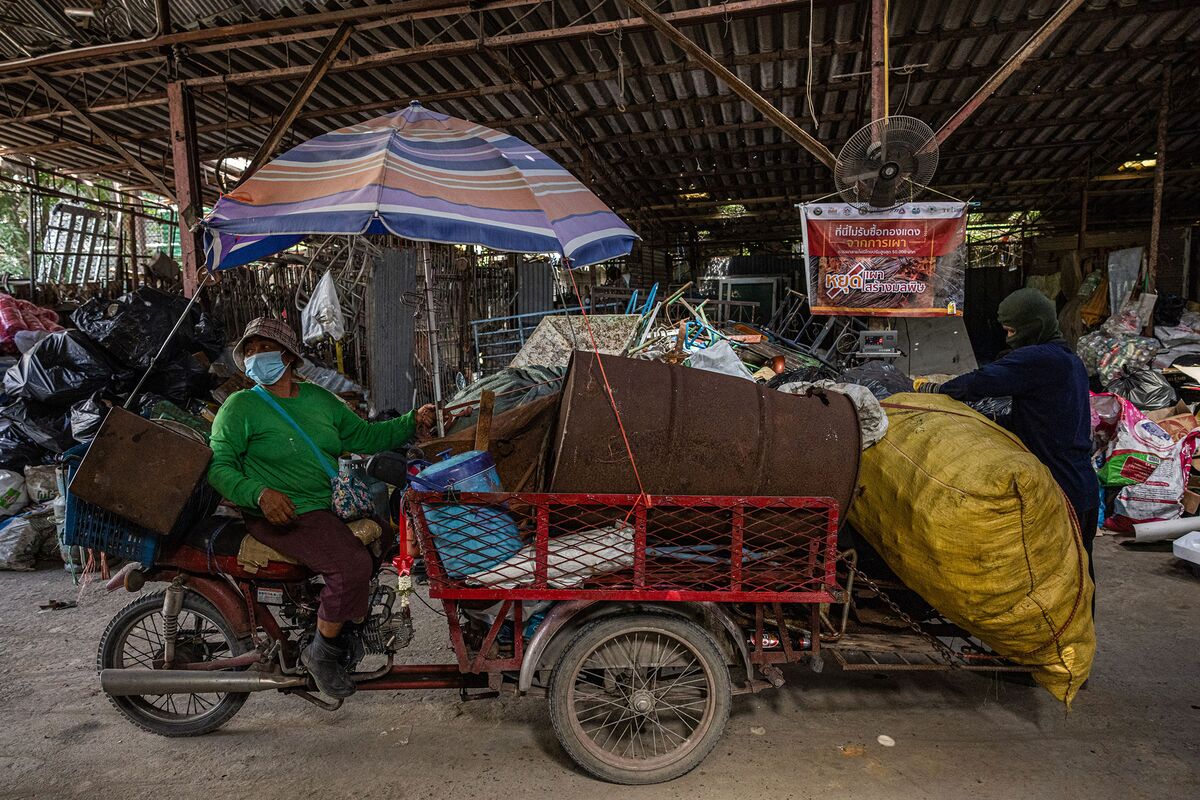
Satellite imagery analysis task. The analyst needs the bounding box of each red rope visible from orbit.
[565,265,650,506]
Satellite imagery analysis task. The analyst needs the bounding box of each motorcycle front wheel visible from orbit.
[97,591,251,737]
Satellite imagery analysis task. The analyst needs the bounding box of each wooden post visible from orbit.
[114,191,127,289]
[474,390,496,453]
[1071,176,1088,292]
[870,0,888,122]
[25,165,37,299]
[1147,65,1171,294]
[1077,182,1088,254]
[617,0,836,171]
[125,197,140,289]
[167,81,205,297]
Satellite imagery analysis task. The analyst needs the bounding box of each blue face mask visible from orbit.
[244,351,288,385]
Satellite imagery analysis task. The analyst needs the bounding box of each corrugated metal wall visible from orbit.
[368,248,416,415]
[516,258,556,316]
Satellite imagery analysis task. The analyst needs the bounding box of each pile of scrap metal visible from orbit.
[496,282,851,390]
[440,283,908,467]
[625,283,839,381]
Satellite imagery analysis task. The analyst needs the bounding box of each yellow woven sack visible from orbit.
[847,393,1095,706]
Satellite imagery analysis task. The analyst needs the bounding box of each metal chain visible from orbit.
[837,552,960,668]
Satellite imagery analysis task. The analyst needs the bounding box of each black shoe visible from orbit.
[302,632,357,699]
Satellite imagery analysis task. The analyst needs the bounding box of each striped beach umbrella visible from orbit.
[202,101,638,270]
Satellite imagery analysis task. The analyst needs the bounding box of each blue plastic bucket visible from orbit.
[414,451,521,579]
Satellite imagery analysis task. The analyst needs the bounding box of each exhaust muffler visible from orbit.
[100,668,308,696]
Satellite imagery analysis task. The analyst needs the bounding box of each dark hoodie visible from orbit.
[941,289,1098,518]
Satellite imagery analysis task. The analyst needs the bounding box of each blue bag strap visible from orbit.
[252,385,338,480]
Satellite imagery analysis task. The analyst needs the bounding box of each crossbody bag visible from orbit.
[252,385,374,521]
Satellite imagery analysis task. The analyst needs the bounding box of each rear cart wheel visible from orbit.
[548,613,731,784]
[97,591,250,736]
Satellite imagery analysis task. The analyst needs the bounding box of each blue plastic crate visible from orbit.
[63,489,160,565]
[61,444,219,567]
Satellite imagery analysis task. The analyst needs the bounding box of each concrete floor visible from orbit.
[1,535,1197,800]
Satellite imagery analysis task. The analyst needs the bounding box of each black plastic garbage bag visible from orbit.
[189,310,226,360]
[3,330,120,407]
[837,362,915,401]
[0,399,73,452]
[1106,368,1178,412]
[1155,293,1187,328]
[146,353,213,404]
[0,418,49,471]
[71,287,225,369]
[69,395,109,444]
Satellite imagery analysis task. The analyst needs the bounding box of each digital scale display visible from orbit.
[856,330,900,358]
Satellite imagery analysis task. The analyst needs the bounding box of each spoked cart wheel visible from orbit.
[97,591,250,736]
[548,613,732,784]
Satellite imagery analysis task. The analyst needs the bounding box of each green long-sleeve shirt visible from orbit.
[208,382,416,515]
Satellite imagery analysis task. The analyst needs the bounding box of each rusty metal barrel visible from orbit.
[547,352,861,522]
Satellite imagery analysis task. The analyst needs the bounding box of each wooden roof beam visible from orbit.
[236,22,355,186]
[626,166,1200,208]
[0,0,532,76]
[617,0,835,171]
[29,74,173,200]
[2,0,1190,90]
[5,35,1195,129]
[178,0,810,90]
[0,71,1163,158]
[935,0,1089,146]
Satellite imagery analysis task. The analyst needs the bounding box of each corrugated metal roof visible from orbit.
[0,0,1195,246]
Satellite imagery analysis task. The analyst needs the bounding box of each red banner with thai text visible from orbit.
[801,202,968,317]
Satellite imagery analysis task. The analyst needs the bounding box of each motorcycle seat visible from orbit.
[176,515,312,581]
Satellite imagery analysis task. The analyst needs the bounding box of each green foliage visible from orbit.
[966,209,1042,243]
[0,167,179,278]
[0,187,30,276]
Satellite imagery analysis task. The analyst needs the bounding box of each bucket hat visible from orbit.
[232,317,303,371]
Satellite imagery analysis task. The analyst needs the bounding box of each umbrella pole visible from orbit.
[420,241,446,437]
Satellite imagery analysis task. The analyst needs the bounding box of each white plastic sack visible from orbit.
[301,271,346,345]
[296,359,364,395]
[1095,395,1177,487]
[0,469,29,517]
[1106,247,1144,317]
[1112,446,1191,529]
[687,340,753,381]
[776,380,888,449]
[1103,292,1157,337]
[0,517,40,570]
[23,464,58,503]
[465,523,634,589]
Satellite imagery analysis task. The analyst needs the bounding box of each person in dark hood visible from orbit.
[932,288,1099,592]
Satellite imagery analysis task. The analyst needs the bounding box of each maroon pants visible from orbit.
[244,510,385,624]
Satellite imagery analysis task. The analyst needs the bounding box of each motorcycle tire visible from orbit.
[548,613,731,784]
[97,590,251,737]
